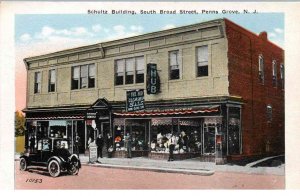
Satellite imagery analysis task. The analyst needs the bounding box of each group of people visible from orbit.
[88,133,113,159]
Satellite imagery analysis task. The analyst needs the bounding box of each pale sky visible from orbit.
[15,13,284,111]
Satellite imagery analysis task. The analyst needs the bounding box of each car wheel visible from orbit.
[68,161,79,175]
[48,160,61,177]
[19,158,27,171]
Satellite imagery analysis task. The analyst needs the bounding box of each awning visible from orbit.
[26,115,84,120]
[113,106,219,117]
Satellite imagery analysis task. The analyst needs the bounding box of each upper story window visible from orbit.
[71,64,95,90]
[48,69,56,92]
[34,72,41,94]
[280,63,284,89]
[169,50,180,80]
[267,104,272,122]
[258,54,264,84]
[196,45,209,77]
[115,56,144,86]
[272,60,277,87]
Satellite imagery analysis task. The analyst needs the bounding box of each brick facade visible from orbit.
[225,19,285,156]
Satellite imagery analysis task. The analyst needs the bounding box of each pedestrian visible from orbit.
[106,133,112,152]
[30,135,35,153]
[168,134,176,161]
[125,133,132,158]
[74,134,81,156]
[96,134,104,158]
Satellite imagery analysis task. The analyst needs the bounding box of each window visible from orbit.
[280,63,284,89]
[71,64,95,90]
[169,50,180,80]
[272,60,277,87]
[48,69,56,92]
[115,56,144,85]
[267,104,272,122]
[135,57,144,83]
[34,72,41,94]
[258,55,264,84]
[197,46,208,77]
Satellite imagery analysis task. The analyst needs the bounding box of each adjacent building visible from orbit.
[23,18,284,162]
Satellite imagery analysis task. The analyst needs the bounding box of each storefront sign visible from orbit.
[126,89,145,112]
[86,110,97,120]
[89,145,98,163]
[146,63,160,94]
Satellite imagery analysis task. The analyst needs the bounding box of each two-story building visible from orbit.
[23,18,284,163]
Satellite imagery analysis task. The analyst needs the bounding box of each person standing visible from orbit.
[96,134,104,158]
[30,135,35,153]
[125,133,132,158]
[168,134,176,161]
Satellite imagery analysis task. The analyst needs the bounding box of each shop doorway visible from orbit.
[101,122,110,157]
[203,125,216,155]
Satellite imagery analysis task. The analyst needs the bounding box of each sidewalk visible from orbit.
[79,155,285,176]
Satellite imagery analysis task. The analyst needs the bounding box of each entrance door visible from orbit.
[203,126,216,155]
[101,122,110,157]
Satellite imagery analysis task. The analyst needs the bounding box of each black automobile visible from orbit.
[19,138,81,177]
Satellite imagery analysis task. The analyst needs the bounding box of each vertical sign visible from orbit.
[146,63,160,94]
[126,89,145,112]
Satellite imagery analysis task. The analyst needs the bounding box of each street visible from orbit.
[15,161,284,189]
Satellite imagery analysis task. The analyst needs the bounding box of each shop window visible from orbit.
[71,64,95,90]
[169,50,180,80]
[272,60,277,87]
[48,69,56,92]
[34,72,41,94]
[135,57,144,83]
[49,120,67,138]
[267,105,272,122]
[115,56,144,86]
[280,63,284,89]
[203,126,216,154]
[258,54,264,84]
[114,125,125,150]
[196,45,209,77]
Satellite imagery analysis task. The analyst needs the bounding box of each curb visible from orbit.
[81,162,215,176]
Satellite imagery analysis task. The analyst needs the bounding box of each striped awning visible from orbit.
[26,116,84,120]
[114,106,219,117]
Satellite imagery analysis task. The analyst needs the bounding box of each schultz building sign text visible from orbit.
[126,89,145,112]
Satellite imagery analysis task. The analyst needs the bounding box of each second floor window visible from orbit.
[280,63,284,89]
[197,45,209,77]
[48,69,56,92]
[34,72,41,94]
[267,104,272,122]
[258,55,264,84]
[115,56,144,85]
[272,60,277,87]
[169,50,180,80]
[71,64,95,90]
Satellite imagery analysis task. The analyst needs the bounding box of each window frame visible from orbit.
[280,63,284,89]
[169,50,180,80]
[272,60,277,87]
[34,71,41,94]
[258,54,264,84]
[266,104,273,123]
[196,45,209,77]
[71,64,96,90]
[48,69,56,92]
[114,56,145,86]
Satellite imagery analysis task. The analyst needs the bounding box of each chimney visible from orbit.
[259,31,268,41]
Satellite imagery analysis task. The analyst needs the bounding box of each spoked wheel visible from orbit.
[48,160,61,177]
[19,158,27,171]
[68,161,79,175]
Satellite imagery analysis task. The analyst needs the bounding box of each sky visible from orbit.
[15,13,284,111]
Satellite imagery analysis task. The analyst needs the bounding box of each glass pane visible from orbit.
[170,69,180,80]
[81,77,88,88]
[197,66,208,77]
[50,69,56,83]
[89,64,95,77]
[204,126,215,154]
[136,57,144,71]
[73,67,80,79]
[126,58,134,72]
[81,65,88,77]
[197,46,208,63]
[35,72,41,83]
[116,60,124,73]
[169,51,178,66]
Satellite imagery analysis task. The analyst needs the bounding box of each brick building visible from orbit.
[23,18,284,163]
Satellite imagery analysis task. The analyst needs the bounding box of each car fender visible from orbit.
[47,156,65,168]
[19,155,30,165]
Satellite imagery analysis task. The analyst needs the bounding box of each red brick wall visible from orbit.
[225,19,285,156]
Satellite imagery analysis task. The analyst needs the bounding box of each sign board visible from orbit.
[146,63,160,94]
[126,89,145,112]
[89,146,98,163]
[86,109,97,120]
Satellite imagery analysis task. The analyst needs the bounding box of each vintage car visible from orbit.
[19,138,81,177]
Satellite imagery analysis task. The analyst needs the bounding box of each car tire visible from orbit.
[68,161,79,175]
[48,160,61,177]
[19,158,27,171]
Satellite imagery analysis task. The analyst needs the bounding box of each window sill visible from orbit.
[114,83,145,88]
[70,87,96,92]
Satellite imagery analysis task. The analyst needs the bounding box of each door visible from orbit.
[101,122,110,157]
[203,126,216,155]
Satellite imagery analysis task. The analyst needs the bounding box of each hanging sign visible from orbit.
[146,63,160,94]
[86,109,97,120]
[126,89,145,112]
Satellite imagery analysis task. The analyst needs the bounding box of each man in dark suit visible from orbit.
[96,134,104,158]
